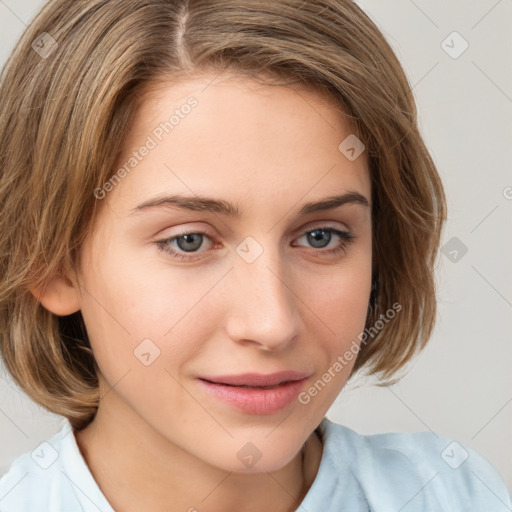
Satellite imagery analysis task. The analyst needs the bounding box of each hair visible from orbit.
[0,0,446,431]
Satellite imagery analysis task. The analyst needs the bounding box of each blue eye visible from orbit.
[294,227,354,254]
[155,226,355,262]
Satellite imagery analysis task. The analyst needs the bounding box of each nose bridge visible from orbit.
[225,234,300,348]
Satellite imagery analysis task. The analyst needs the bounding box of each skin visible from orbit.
[34,71,372,512]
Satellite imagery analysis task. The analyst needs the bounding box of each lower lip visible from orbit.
[196,378,307,415]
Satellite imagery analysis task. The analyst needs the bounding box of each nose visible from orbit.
[223,244,302,352]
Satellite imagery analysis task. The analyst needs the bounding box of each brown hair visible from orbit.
[0,0,446,430]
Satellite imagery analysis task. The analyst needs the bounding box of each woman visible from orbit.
[0,1,509,510]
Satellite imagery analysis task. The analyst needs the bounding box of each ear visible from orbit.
[30,273,81,316]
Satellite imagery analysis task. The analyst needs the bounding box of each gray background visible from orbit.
[1,0,511,492]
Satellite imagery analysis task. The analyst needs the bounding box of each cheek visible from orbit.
[77,249,214,382]
[304,257,372,334]
[292,273,371,420]
[324,273,368,312]
[298,255,372,389]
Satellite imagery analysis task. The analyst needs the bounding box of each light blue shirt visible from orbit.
[0,417,510,511]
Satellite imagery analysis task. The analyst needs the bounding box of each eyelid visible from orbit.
[292,219,350,237]
[157,220,350,244]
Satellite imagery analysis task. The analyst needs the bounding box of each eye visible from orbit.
[292,226,355,256]
[155,225,355,262]
[155,231,215,262]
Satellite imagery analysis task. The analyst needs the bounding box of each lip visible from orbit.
[196,371,309,415]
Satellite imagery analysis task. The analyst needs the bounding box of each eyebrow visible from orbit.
[130,191,369,217]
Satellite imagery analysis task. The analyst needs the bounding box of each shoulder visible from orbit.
[0,422,82,511]
[319,418,512,511]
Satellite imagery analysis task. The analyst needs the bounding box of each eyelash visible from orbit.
[155,226,355,262]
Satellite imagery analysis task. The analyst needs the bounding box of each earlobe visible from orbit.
[30,274,81,316]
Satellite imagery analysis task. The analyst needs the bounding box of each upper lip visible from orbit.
[198,371,309,387]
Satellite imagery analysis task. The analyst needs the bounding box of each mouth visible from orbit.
[195,371,309,415]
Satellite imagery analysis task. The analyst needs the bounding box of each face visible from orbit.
[74,72,372,473]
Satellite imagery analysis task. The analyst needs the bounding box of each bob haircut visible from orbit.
[0,0,446,431]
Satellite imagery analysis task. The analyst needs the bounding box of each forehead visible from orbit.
[105,72,370,218]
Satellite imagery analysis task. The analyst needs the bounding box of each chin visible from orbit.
[208,436,305,475]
